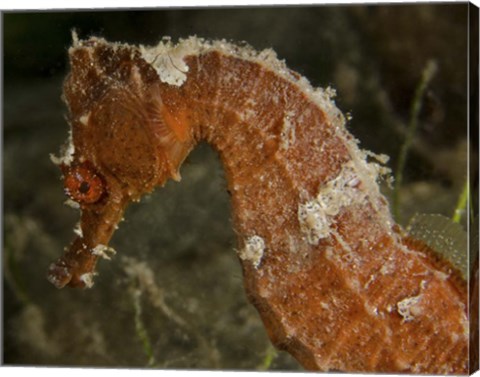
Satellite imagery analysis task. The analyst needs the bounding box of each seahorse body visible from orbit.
[48,35,468,373]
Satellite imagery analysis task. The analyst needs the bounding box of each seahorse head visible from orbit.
[48,35,173,288]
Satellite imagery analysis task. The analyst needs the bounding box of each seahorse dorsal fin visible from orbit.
[162,106,190,143]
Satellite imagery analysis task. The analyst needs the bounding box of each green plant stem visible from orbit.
[393,60,438,222]
[132,289,156,367]
[258,343,278,370]
[452,180,470,224]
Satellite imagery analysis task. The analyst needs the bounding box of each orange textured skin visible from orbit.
[48,36,470,373]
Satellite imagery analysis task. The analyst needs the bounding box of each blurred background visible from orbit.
[3,3,475,370]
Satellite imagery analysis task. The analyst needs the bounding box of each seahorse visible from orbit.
[48,34,469,373]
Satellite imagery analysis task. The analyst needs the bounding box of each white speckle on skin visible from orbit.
[380,264,392,275]
[298,161,365,245]
[397,295,423,322]
[238,235,265,269]
[280,111,296,150]
[80,273,95,288]
[140,41,190,86]
[364,274,376,289]
[91,244,116,260]
[73,221,83,237]
[64,198,80,209]
[298,201,330,244]
[71,30,80,47]
[79,112,90,126]
[434,270,449,281]
[320,302,330,310]
[47,264,69,288]
[50,130,75,166]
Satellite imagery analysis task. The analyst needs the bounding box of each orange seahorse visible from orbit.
[48,34,470,373]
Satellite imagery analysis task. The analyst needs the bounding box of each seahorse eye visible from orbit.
[79,181,91,194]
[64,162,104,204]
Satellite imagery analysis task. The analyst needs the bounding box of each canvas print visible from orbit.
[3,2,479,374]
